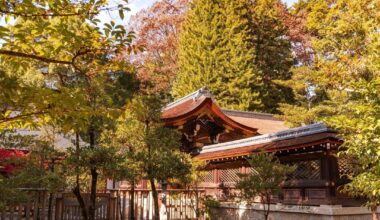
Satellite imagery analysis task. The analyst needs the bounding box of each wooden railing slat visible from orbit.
[17,204,22,220]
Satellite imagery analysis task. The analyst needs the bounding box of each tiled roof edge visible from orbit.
[163,87,212,110]
[200,123,331,154]
[222,109,280,120]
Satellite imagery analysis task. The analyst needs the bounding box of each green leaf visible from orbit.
[104,23,112,30]
[119,10,124,20]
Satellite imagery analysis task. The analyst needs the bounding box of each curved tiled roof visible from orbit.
[162,88,258,135]
[195,123,340,160]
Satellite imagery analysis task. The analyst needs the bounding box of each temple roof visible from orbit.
[161,88,338,155]
[222,109,289,134]
[195,123,341,160]
[162,87,258,138]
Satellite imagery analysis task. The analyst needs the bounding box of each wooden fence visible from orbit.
[109,189,205,220]
[0,189,52,220]
[0,189,205,220]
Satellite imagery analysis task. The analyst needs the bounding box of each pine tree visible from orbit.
[251,0,294,113]
[172,0,261,111]
[172,0,294,112]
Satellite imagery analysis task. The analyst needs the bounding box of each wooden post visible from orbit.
[17,204,22,220]
[41,190,46,220]
[25,197,31,220]
[8,206,13,220]
[122,191,127,220]
[109,190,117,220]
[54,193,63,220]
[1,207,5,220]
[213,169,218,184]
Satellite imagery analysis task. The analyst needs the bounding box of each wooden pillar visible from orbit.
[321,147,339,204]
[212,169,218,184]
[55,193,63,220]
[327,150,340,199]
[108,190,117,220]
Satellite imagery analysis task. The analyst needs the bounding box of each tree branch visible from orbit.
[0,5,121,18]
[0,49,72,65]
[0,111,48,123]
[0,8,93,17]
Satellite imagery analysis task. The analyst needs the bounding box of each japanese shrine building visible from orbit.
[160,87,358,206]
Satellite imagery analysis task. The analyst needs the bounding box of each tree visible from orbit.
[172,0,262,111]
[335,79,380,220]
[119,95,191,220]
[250,0,294,113]
[172,0,294,112]
[174,158,208,219]
[127,0,189,93]
[0,0,133,128]
[59,67,137,220]
[236,153,295,220]
[101,113,146,220]
[277,65,330,127]
[0,2,138,220]
[0,0,131,67]
[279,0,380,218]
[280,0,313,66]
[0,129,64,216]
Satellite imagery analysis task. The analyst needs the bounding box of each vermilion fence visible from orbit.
[0,189,205,220]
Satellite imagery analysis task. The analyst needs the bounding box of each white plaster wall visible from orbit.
[209,203,380,220]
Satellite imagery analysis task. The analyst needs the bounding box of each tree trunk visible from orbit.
[88,167,98,220]
[150,178,160,220]
[129,181,135,220]
[264,200,270,220]
[47,159,55,220]
[195,190,200,219]
[372,205,379,220]
[47,192,53,220]
[192,186,201,219]
[261,194,270,220]
[73,185,89,220]
[88,128,98,220]
[73,132,88,220]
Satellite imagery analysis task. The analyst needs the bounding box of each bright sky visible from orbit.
[99,0,299,26]
[0,0,298,31]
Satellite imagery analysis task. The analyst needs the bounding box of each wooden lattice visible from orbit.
[245,167,258,175]
[288,160,321,180]
[201,170,214,183]
[337,156,354,177]
[219,168,240,183]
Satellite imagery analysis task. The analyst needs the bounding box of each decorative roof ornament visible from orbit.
[193,86,212,101]
[163,87,212,111]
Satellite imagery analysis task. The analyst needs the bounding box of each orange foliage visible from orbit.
[125,0,189,93]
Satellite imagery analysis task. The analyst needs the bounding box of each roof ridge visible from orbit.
[200,123,330,154]
[222,109,277,118]
[163,87,212,110]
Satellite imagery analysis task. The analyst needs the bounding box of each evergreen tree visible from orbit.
[172,0,294,112]
[117,95,191,220]
[251,0,294,113]
[172,0,261,111]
